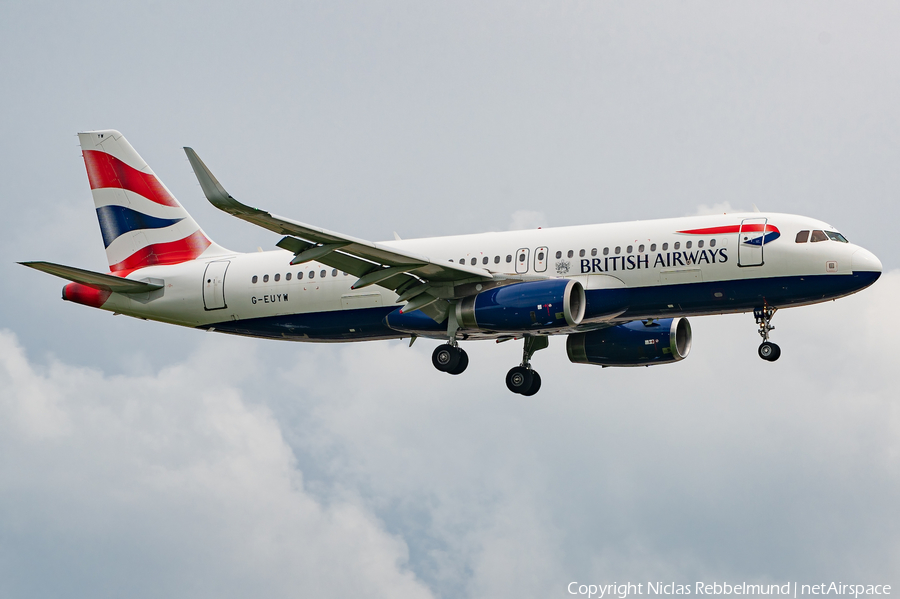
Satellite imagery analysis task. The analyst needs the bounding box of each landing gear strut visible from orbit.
[506,335,548,396]
[433,306,469,375]
[754,306,781,362]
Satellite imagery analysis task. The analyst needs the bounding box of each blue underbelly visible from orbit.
[202,271,880,340]
[201,306,399,342]
[613,271,880,319]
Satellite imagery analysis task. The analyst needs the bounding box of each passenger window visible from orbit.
[603,247,609,256]
[686,241,692,249]
[567,250,574,258]
[615,246,621,254]
[626,245,632,253]
[320,270,327,278]
[709,239,716,247]
[579,249,585,257]
[591,248,597,256]
[332,269,337,277]
[459,259,465,264]
[297,272,303,280]
[519,253,526,262]
[308,271,315,279]
[483,257,489,265]
[674,242,680,250]
[650,244,657,251]
[494,256,500,263]
[662,243,668,250]
[506,255,512,263]
[274,273,281,282]
[795,230,809,243]
[252,275,258,284]
[286,273,292,281]
[638,244,644,253]
[810,230,828,242]
[263,274,269,283]
[698,240,704,248]
[537,251,545,260]
[471,257,477,266]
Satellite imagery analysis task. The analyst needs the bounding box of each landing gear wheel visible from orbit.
[506,366,534,394]
[432,344,460,372]
[447,349,469,375]
[520,371,542,396]
[758,342,781,362]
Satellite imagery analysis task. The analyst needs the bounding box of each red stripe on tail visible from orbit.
[82,150,180,207]
[109,230,212,272]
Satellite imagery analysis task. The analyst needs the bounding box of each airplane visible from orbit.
[21,130,883,395]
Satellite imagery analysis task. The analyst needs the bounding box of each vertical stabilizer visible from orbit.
[78,130,228,273]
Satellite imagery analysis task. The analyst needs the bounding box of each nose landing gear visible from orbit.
[754,306,781,362]
[506,335,548,396]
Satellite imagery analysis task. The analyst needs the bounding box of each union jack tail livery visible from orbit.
[78,130,227,273]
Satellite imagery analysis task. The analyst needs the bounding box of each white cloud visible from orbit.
[0,332,434,599]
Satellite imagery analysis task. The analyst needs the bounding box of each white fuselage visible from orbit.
[85,211,881,343]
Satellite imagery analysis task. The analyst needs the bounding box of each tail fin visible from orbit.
[78,130,228,273]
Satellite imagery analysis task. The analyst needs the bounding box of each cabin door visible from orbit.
[738,218,767,267]
[203,261,230,310]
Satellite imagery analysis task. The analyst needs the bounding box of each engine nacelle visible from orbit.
[566,317,692,366]
[457,279,586,332]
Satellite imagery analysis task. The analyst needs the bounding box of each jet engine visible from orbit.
[456,279,586,331]
[566,317,692,366]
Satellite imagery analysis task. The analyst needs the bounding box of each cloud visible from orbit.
[0,333,434,599]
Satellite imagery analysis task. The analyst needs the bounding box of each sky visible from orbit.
[1,2,898,598]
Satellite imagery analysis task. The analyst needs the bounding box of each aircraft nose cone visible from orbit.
[852,248,883,273]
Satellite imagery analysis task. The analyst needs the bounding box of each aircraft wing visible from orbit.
[19,261,163,293]
[184,148,518,315]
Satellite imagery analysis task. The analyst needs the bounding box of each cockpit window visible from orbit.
[825,231,849,243]
[795,230,809,243]
[810,230,828,242]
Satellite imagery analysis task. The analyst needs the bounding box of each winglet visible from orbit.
[183,147,263,217]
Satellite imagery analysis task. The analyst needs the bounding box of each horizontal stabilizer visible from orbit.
[19,261,163,293]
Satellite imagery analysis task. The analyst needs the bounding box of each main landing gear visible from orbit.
[506,335,548,396]
[432,343,469,375]
[433,309,469,375]
[754,306,781,362]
